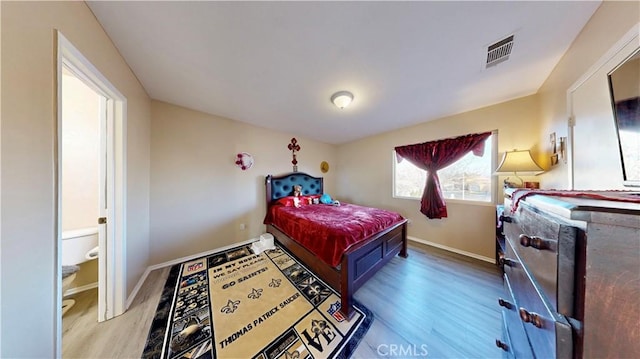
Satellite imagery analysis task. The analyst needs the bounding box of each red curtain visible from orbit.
[395,131,492,219]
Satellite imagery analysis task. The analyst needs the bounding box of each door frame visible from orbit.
[55,31,127,350]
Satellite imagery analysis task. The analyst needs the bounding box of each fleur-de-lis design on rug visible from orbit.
[299,277,315,288]
[311,319,328,335]
[269,278,282,288]
[247,288,263,299]
[284,350,301,359]
[307,285,321,296]
[220,299,240,314]
[297,277,331,304]
[276,258,289,266]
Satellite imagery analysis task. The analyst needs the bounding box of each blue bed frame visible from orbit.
[265,172,408,319]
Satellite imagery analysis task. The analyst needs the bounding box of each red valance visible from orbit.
[395,131,492,219]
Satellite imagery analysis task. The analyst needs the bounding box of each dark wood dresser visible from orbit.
[496,191,640,358]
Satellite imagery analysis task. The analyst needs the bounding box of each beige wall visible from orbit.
[537,1,640,189]
[1,1,151,357]
[150,101,337,264]
[336,95,540,260]
[72,259,99,290]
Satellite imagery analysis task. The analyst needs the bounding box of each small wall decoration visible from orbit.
[288,138,301,172]
[235,152,254,170]
[320,161,329,173]
[549,132,567,166]
[550,132,559,166]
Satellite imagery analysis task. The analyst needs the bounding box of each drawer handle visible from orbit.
[519,308,544,328]
[495,339,509,351]
[498,298,513,309]
[519,234,551,251]
[499,257,516,267]
[499,215,513,223]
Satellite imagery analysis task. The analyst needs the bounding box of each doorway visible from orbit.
[56,31,127,352]
[60,65,104,322]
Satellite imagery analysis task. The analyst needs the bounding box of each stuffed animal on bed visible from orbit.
[293,185,302,207]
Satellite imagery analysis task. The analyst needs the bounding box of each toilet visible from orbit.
[61,227,99,316]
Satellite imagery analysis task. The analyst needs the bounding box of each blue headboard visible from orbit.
[265,172,323,203]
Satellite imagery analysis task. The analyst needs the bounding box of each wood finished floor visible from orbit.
[62,242,504,358]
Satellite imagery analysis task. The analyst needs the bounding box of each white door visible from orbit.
[97,95,110,321]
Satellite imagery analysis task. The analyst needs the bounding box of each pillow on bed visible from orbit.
[275,196,297,207]
[275,195,320,207]
[320,193,333,204]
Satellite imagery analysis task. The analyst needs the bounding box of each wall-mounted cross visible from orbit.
[288,138,301,172]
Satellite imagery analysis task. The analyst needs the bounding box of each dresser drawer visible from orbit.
[505,204,577,316]
[498,314,515,359]
[499,273,533,359]
[504,239,573,359]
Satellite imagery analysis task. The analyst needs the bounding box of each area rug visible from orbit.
[142,243,373,359]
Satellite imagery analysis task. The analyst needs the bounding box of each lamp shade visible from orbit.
[495,150,543,174]
[331,91,353,109]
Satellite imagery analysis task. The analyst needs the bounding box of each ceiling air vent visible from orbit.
[485,35,514,68]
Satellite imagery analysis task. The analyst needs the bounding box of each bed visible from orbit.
[264,172,408,319]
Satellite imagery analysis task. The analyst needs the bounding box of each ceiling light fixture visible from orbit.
[330,91,354,109]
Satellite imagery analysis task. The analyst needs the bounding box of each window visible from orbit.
[393,133,496,203]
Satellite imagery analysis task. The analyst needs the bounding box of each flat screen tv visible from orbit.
[608,49,640,187]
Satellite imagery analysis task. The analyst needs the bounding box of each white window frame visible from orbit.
[392,131,499,206]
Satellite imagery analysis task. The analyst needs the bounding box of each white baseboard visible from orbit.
[126,267,152,310]
[126,238,258,309]
[64,282,98,297]
[408,236,494,263]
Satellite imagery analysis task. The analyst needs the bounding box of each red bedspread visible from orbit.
[264,203,405,267]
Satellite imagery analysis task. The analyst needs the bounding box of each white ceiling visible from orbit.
[87,1,601,144]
